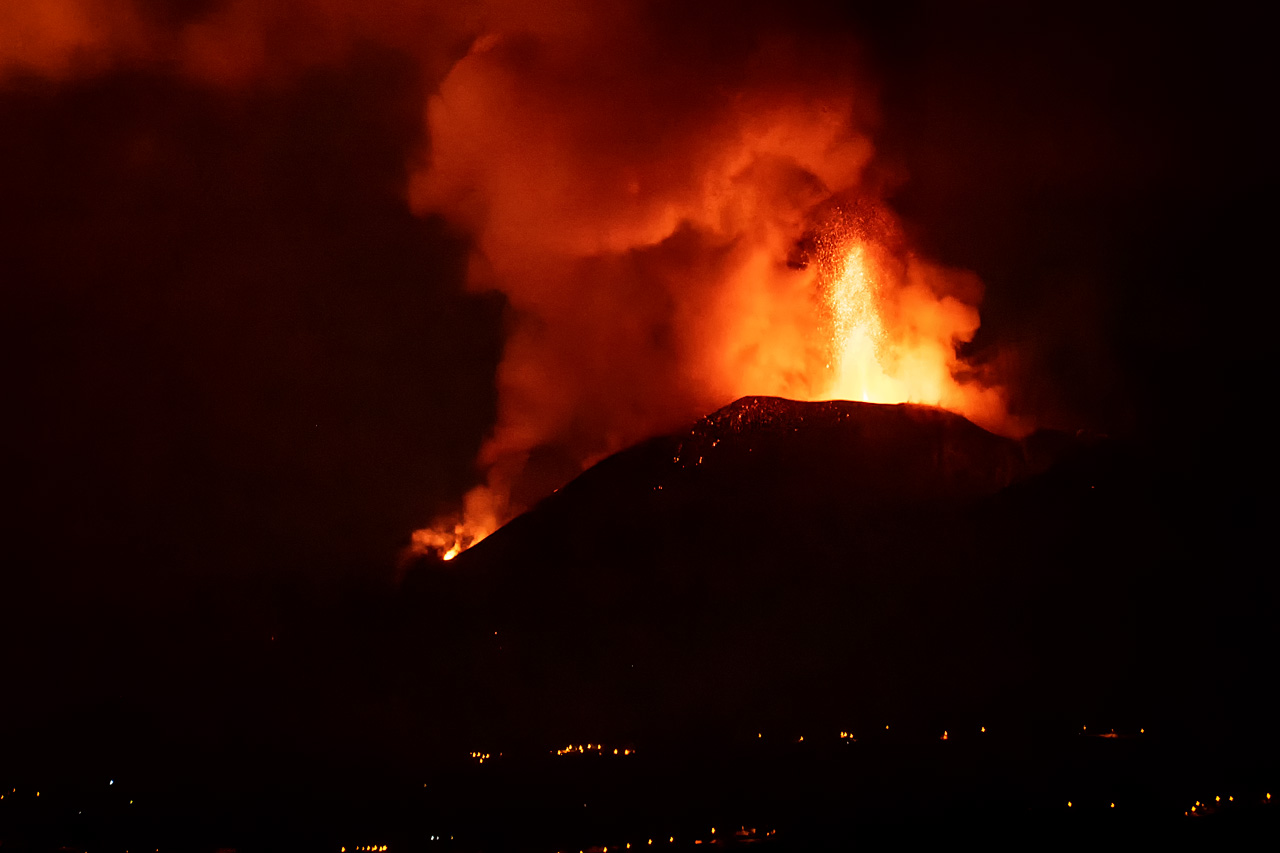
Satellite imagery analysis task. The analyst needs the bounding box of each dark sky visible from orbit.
[4,51,501,583]
[867,3,1272,432]
[1,1,1272,751]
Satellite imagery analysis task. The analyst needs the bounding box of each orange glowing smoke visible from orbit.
[799,207,1012,428]
[407,10,1026,561]
[0,1,1027,563]
[0,0,463,87]
[409,484,502,561]
[0,1,147,79]
[408,204,1021,561]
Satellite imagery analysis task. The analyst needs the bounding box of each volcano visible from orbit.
[400,397,1266,749]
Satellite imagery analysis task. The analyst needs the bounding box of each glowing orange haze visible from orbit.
[0,0,1026,562]
[409,22,1027,560]
[412,224,1018,561]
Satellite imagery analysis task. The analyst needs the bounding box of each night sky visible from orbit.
[2,0,1272,771]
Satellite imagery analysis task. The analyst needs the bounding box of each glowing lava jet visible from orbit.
[797,206,1007,424]
[825,240,891,404]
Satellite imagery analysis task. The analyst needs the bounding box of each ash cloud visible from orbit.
[4,1,1054,549]
[0,0,466,86]
[411,2,1020,536]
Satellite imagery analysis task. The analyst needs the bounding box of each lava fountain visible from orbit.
[798,206,1011,427]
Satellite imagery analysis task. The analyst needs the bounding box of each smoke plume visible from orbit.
[408,2,1021,554]
[1,1,1022,559]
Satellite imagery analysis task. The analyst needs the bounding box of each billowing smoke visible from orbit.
[2,1,1023,560]
[1,1,147,79]
[0,0,463,86]
[408,2,1023,555]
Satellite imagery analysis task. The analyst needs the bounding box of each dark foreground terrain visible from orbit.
[4,398,1273,850]
[2,726,1275,851]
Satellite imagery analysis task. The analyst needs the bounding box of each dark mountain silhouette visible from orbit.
[400,397,1272,750]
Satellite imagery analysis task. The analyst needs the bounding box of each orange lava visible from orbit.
[796,215,1014,432]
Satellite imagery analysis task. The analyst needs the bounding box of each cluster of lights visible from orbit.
[769,724,1159,742]
[765,726,990,743]
[341,846,387,851]
[1065,791,1274,814]
[469,751,495,764]
[763,723,1167,743]
[556,826,774,852]
[1186,792,1271,816]
[553,743,635,756]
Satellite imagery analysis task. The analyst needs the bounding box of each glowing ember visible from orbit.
[408,484,502,561]
[410,523,485,562]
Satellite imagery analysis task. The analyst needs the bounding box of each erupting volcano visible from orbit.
[411,202,1019,561]
[403,7,1036,562]
[4,1,1272,848]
